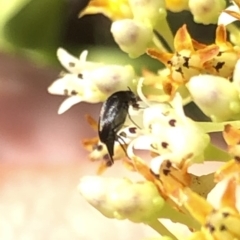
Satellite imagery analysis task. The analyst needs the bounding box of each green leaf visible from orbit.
[2,0,67,63]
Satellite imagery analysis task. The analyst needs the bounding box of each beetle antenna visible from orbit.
[127,86,132,92]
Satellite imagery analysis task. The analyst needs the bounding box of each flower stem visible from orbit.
[154,19,174,52]
[150,35,169,53]
[198,121,240,133]
[158,203,200,230]
[146,219,178,240]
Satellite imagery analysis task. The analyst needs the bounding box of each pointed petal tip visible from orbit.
[56,47,67,59]
[174,24,194,52]
[58,96,82,114]
[47,78,65,95]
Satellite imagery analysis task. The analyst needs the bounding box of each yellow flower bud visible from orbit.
[111,19,153,58]
[187,75,240,122]
[78,176,165,222]
[189,0,226,25]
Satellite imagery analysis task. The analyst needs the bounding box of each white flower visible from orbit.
[48,48,138,113]
[126,93,210,175]
[218,1,240,26]
[48,73,106,114]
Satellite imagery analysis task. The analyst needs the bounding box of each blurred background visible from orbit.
[0,0,222,239]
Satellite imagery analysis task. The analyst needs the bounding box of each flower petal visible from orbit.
[174,25,194,52]
[223,124,240,146]
[57,48,102,74]
[214,159,240,182]
[181,188,213,224]
[82,137,99,151]
[197,44,219,65]
[48,74,85,96]
[58,96,82,114]
[235,0,240,8]
[146,48,173,66]
[224,10,240,20]
[85,114,98,131]
[214,24,235,54]
[220,177,238,210]
[127,135,153,159]
[57,48,83,73]
[218,4,240,26]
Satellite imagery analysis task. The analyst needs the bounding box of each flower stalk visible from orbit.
[147,219,177,240]
[154,18,174,52]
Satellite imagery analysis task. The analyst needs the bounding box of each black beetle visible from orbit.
[98,90,138,166]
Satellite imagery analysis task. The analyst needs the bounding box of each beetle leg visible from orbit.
[127,112,141,129]
[116,134,129,158]
[122,101,141,129]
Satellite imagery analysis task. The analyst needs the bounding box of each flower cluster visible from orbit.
[146,24,240,122]
[48,0,240,239]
